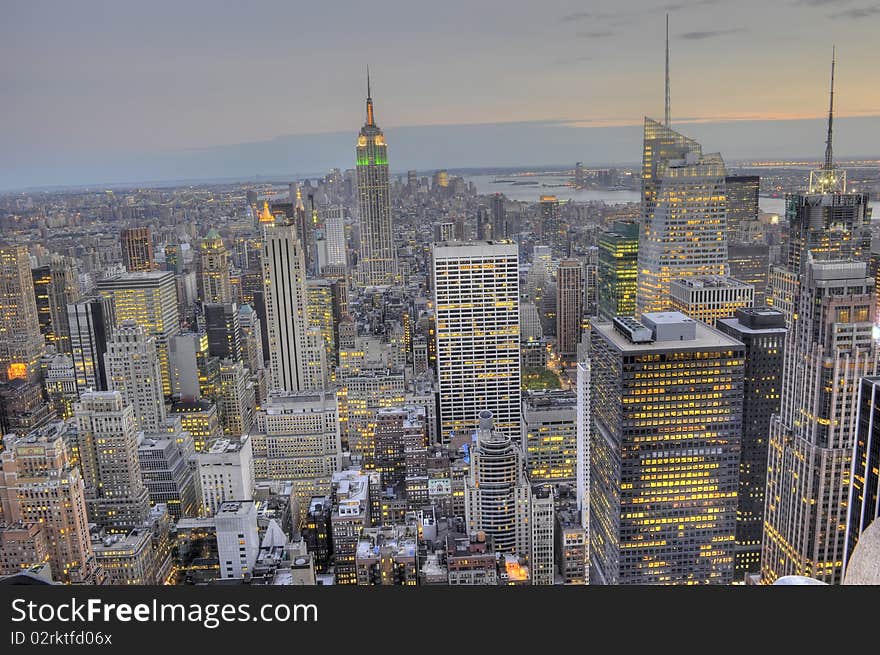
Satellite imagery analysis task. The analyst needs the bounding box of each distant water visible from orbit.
[468,174,878,217]
[467,175,639,204]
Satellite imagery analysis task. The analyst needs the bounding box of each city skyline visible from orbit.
[4,1,880,190]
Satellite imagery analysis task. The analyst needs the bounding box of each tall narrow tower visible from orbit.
[356,69,395,286]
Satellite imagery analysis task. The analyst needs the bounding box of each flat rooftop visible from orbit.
[594,314,743,352]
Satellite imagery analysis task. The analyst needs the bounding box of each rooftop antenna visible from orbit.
[823,46,836,172]
[366,65,375,126]
[664,13,671,128]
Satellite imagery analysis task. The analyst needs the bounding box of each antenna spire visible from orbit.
[664,13,671,128]
[366,65,375,126]
[824,46,835,172]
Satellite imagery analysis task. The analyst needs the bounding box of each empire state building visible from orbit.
[356,71,396,286]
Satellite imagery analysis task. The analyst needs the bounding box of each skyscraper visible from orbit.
[556,259,584,358]
[261,215,322,392]
[321,204,347,272]
[464,410,531,555]
[204,302,242,362]
[31,257,78,356]
[432,242,521,443]
[97,271,180,396]
[669,276,755,326]
[521,390,577,483]
[717,307,786,576]
[725,175,760,241]
[597,221,639,321]
[636,123,728,315]
[590,312,744,584]
[539,195,562,253]
[844,376,880,575]
[104,319,166,434]
[74,391,151,532]
[199,229,233,305]
[762,259,878,584]
[0,243,44,383]
[356,71,395,286]
[121,227,155,273]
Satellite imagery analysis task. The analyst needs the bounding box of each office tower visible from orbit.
[845,376,880,573]
[251,391,342,526]
[637,121,727,315]
[169,398,220,454]
[32,257,78,355]
[575,359,591,533]
[74,391,151,532]
[728,244,770,305]
[204,302,242,361]
[0,425,97,583]
[725,175,760,241]
[104,319,166,434]
[42,353,77,419]
[762,260,878,584]
[199,229,233,305]
[307,279,337,369]
[262,214,324,392]
[97,271,180,396]
[521,390,577,483]
[530,485,555,585]
[556,259,584,357]
[217,358,255,437]
[556,510,588,584]
[538,195,561,249]
[238,304,264,374]
[590,312,744,584]
[121,227,154,272]
[583,247,599,317]
[598,221,639,321]
[356,72,395,286]
[433,242,521,444]
[331,471,371,585]
[0,243,44,383]
[491,193,506,238]
[0,523,49,578]
[669,276,755,326]
[197,437,254,516]
[67,296,114,394]
[717,308,786,576]
[371,405,427,494]
[322,205,347,272]
[465,411,531,555]
[337,371,406,456]
[215,500,260,580]
[93,523,167,586]
[138,434,198,520]
[164,243,183,274]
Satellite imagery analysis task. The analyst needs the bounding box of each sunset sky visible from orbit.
[3,0,879,188]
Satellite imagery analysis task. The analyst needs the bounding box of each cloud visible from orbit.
[831,4,880,18]
[679,28,746,40]
[576,30,615,39]
[794,0,851,5]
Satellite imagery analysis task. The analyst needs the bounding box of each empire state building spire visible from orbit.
[366,65,375,127]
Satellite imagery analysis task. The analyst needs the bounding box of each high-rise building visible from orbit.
[104,319,166,434]
[307,279,337,369]
[215,500,259,580]
[669,276,755,326]
[169,398,221,453]
[636,121,728,315]
[725,175,760,241]
[530,484,555,585]
[556,259,584,357]
[73,391,151,532]
[521,390,577,483]
[67,296,114,394]
[598,221,639,321]
[433,242,521,444]
[97,271,180,396]
[216,358,255,437]
[539,196,563,253]
[728,244,770,305]
[199,229,233,305]
[0,424,98,583]
[717,307,786,576]
[204,302,242,362]
[238,304,264,375]
[355,524,419,586]
[0,243,44,383]
[845,376,880,574]
[121,227,155,273]
[762,259,878,584]
[321,205,347,272]
[356,73,395,286]
[138,434,198,521]
[590,312,744,584]
[31,257,78,355]
[465,411,531,556]
[575,358,591,533]
[491,193,507,238]
[261,215,324,392]
[251,391,342,527]
[331,470,371,585]
[197,437,254,517]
